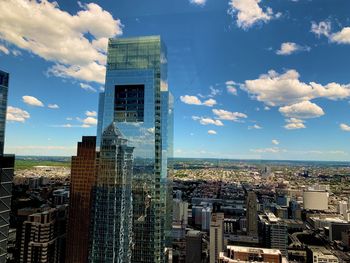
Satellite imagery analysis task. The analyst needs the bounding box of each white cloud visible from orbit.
[276,42,310,55]
[48,104,59,109]
[180,95,216,107]
[22,95,44,107]
[6,106,30,123]
[340,123,350,132]
[311,21,350,45]
[243,69,350,106]
[66,117,73,121]
[279,101,325,119]
[192,116,224,126]
[248,124,262,129]
[0,45,9,55]
[180,95,202,105]
[311,21,331,38]
[190,0,207,6]
[79,83,97,92]
[284,118,306,130]
[85,110,97,117]
[0,0,122,84]
[203,98,217,107]
[228,0,281,30]
[81,117,97,126]
[208,130,217,135]
[209,86,220,97]
[250,147,281,153]
[212,109,248,122]
[226,80,238,95]
[264,106,270,111]
[272,139,279,145]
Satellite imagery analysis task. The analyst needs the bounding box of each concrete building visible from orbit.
[210,213,224,263]
[246,191,258,237]
[219,245,282,263]
[307,247,338,263]
[173,198,188,226]
[186,230,204,263]
[202,206,212,232]
[303,191,329,211]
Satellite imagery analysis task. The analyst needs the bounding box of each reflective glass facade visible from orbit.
[0,70,9,155]
[93,36,173,263]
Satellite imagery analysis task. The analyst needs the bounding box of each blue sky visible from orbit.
[1,0,350,161]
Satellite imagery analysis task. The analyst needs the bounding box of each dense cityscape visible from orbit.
[1,1,350,263]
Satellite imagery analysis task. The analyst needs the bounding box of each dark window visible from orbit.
[115,84,144,122]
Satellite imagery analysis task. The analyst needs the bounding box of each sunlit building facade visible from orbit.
[93,36,173,262]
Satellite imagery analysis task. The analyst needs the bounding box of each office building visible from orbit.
[66,136,97,263]
[303,190,329,211]
[89,123,134,262]
[93,36,173,262]
[0,70,13,263]
[210,213,224,263]
[246,191,258,236]
[173,198,188,226]
[259,213,288,257]
[202,206,212,232]
[20,207,67,263]
[307,247,339,263]
[219,245,282,263]
[186,230,204,263]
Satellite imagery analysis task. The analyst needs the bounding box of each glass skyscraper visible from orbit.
[0,70,14,263]
[91,36,173,263]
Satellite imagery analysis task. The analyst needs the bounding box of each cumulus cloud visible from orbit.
[80,83,97,92]
[284,118,306,130]
[6,106,30,122]
[180,95,216,107]
[48,104,59,109]
[272,139,279,145]
[279,101,325,119]
[190,0,207,6]
[243,69,350,107]
[0,0,122,84]
[0,45,9,55]
[228,0,281,30]
[248,124,262,129]
[226,80,238,95]
[192,116,224,126]
[80,117,98,126]
[340,123,350,132]
[212,109,247,122]
[22,96,44,107]
[208,130,217,135]
[311,21,350,45]
[276,42,310,55]
[85,110,97,117]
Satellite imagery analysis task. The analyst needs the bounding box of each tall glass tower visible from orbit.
[0,70,14,263]
[92,36,173,263]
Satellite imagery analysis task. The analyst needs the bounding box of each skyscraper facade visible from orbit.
[89,123,134,262]
[0,70,9,154]
[66,136,97,263]
[92,36,173,263]
[0,70,14,263]
[210,213,224,263]
[246,191,258,237]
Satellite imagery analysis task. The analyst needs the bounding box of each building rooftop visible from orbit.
[226,245,282,255]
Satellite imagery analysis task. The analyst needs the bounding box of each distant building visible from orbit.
[66,136,97,263]
[202,206,212,232]
[303,190,329,211]
[19,207,67,263]
[307,247,339,263]
[219,245,282,263]
[186,230,204,263]
[173,198,188,226]
[259,213,288,257]
[338,200,348,220]
[246,191,258,236]
[52,188,69,206]
[210,213,224,263]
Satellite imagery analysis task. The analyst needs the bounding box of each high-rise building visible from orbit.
[210,213,224,263]
[0,70,14,263]
[186,230,204,263]
[66,136,97,263]
[259,213,288,257]
[0,70,9,154]
[246,191,258,237]
[89,123,134,262]
[92,36,173,262]
[20,207,67,263]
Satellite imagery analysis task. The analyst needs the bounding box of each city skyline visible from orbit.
[1,0,350,161]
